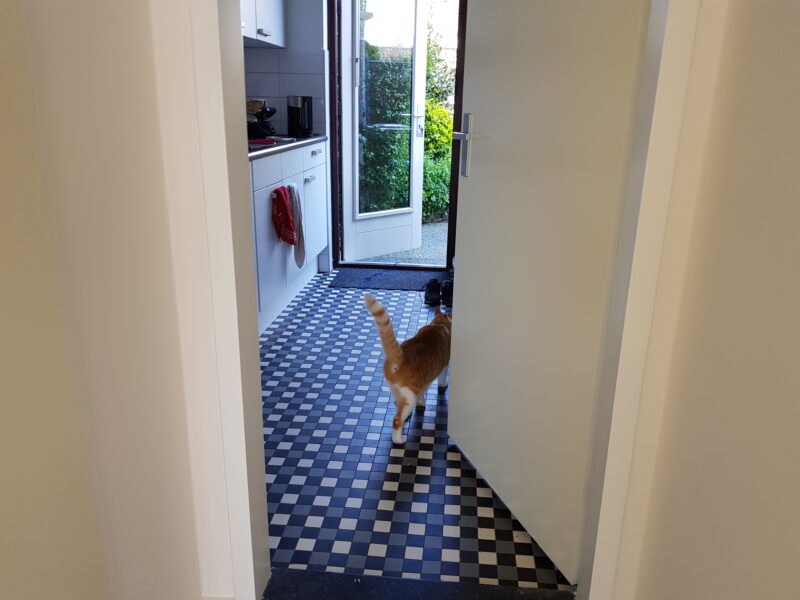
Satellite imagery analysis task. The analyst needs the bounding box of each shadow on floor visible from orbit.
[263,567,576,600]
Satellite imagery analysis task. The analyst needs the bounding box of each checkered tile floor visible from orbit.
[261,272,573,591]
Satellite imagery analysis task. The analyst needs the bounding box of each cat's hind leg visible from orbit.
[437,365,449,392]
[391,386,416,445]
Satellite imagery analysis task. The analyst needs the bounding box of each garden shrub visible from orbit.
[359,59,412,213]
[424,99,453,161]
[359,125,410,214]
[422,152,452,222]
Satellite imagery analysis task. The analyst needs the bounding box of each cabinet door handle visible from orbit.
[311,149,322,156]
[304,175,316,184]
[257,28,272,37]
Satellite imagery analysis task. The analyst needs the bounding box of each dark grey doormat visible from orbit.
[329,268,447,291]
[263,567,576,600]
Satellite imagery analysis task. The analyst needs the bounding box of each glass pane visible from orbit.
[357,0,415,214]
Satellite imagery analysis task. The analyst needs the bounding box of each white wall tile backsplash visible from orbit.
[278,50,325,74]
[244,46,327,135]
[278,73,325,99]
[245,72,281,97]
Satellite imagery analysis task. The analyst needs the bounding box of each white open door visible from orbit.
[447,0,650,584]
[341,0,427,262]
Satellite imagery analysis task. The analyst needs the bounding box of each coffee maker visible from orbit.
[287,96,313,138]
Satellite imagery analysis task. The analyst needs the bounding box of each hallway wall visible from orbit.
[0,3,109,598]
[631,2,800,597]
[0,0,267,598]
[11,1,205,598]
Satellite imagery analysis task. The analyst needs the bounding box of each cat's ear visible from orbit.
[435,306,442,315]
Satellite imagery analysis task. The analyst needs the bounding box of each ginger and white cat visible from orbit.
[364,292,452,444]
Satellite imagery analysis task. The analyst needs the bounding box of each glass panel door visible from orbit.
[358,2,411,213]
[357,0,421,215]
[341,0,430,261]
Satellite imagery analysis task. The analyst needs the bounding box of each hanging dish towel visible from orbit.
[287,183,306,268]
[271,186,297,245]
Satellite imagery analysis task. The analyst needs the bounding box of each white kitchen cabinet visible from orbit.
[240,0,257,40]
[256,0,285,47]
[241,0,285,48]
[250,139,328,332]
[302,143,326,171]
[302,163,328,260]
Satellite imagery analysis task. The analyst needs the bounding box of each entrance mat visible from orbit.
[329,268,447,291]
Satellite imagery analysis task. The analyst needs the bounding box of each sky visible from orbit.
[363,0,459,54]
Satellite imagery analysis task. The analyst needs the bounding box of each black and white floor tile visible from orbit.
[260,272,573,591]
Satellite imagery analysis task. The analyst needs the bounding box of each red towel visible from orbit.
[271,186,297,245]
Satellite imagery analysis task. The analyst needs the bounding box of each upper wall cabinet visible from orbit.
[241,0,285,48]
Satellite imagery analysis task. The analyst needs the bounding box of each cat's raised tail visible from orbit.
[364,292,402,371]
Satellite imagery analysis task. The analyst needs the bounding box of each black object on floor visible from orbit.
[423,278,441,306]
[441,279,453,307]
[263,567,576,600]
[330,268,447,291]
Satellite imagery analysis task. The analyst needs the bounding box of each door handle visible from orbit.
[401,113,426,137]
[257,28,272,37]
[452,113,473,177]
[304,175,316,184]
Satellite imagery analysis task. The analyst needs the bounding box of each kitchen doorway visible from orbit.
[332,0,463,270]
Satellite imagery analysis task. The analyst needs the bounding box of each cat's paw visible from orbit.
[416,396,426,408]
[392,429,406,445]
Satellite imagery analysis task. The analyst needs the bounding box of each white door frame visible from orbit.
[583,2,730,598]
[148,0,270,598]
[149,0,718,598]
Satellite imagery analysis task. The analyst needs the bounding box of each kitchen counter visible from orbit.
[248,135,328,161]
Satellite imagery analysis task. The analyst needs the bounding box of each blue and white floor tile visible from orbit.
[260,272,573,591]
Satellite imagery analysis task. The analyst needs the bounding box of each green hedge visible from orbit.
[422,99,452,221]
[359,125,410,214]
[358,59,453,221]
[423,153,451,221]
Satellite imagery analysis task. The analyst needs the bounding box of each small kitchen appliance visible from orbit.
[287,95,313,138]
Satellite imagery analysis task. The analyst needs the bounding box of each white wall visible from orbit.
[17,1,203,597]
[0,4,109,598]
[626,2,800,598]
[4,1,267,598]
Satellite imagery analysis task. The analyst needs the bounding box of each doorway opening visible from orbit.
[335,0,461,270]
[257,0,574,594]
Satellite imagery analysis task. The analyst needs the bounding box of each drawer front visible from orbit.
[251,154,282,191]
[302,142,326,171]
[302,163,328,260]
[281,148,304,180]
